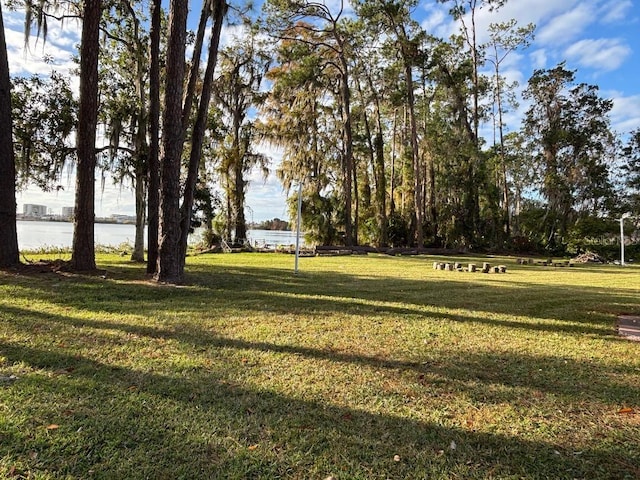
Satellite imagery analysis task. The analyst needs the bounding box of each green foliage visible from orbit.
[622,129,640,215]
[214,33,271,242]
[523,63,617,249]
[11,73,77,191]
[387,212,410,247]
[252,218,290,230]
[293,190,341,246]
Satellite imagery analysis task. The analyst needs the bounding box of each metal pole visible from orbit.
[620,216,625,266]
[294,180,302,274]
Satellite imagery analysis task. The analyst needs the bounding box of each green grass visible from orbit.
[1,252,639,479]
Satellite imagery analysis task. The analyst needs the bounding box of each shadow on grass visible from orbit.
[1,303,638,408]
[1,341,637,479]
[5,262,637,337]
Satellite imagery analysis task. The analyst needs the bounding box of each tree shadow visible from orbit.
[1,341,637,479]
[6,261,637,340]
[1,303,638,408]
[2,259,639,477]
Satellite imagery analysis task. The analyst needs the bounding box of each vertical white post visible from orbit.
[620,216,625,266]
[294,180,303,274]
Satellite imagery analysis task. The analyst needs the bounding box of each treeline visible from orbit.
[250,218,291,231]
[1,0,639,280]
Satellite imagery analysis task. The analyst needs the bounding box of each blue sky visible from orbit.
[6,0,640,221]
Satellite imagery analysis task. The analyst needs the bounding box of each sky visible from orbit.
[5,0,640,222]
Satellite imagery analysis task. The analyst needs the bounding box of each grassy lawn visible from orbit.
[1,252,639,479]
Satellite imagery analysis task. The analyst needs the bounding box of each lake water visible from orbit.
[16,221,301,251]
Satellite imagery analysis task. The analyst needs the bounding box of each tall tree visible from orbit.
[99,1,151,262]
[178,0,227,266]
[0,3,19,267]
[214,34,270,243]
[146,0,161,273]
[71,0,102,271]
[156,0,188,283]
[11,73,76,190]
[259,22,341,245]
[523,63,616,248]
[486,19,534,236]
[436,0,508,246]
[266,0,357,245]
[355,0,426,246]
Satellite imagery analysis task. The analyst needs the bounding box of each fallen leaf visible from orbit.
[248,444,259,451]
[618,407,635,414]
[46,424,59,430]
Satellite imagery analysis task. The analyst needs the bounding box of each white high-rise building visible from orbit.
[23,204,48,217]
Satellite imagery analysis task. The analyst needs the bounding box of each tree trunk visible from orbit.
[71,0,101,271]
[181,0,211,139]
[131,17,148,263]
[146,0,161,273]
[496,78,510,237]
[339,61,354,246]
[156,0,188,283]
[178,0,225,265]
[231,103,246,242]
[131,161,147,262]
[357,72,387,247]
[234,156,247,242]
[0,4,19,268]
[404,60,423,247]
[389,108,397,216]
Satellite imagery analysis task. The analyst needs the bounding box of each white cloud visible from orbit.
[610,93,640,134]
[535,3,596,46]
[245,171,289,222]
[565,38,632,72]
[599,0,633,23]
[245,144,288,222]
[462,0,580,45]
[529,48,547,69]
[5,11,79,77]
[420,4,452,38]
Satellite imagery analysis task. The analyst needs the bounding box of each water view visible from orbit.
[17,221,300,251]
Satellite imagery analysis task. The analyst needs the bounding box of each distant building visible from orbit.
[23,204,48,217]
[61,206,75,219]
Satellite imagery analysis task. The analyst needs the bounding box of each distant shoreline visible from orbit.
[17,217,137,225]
